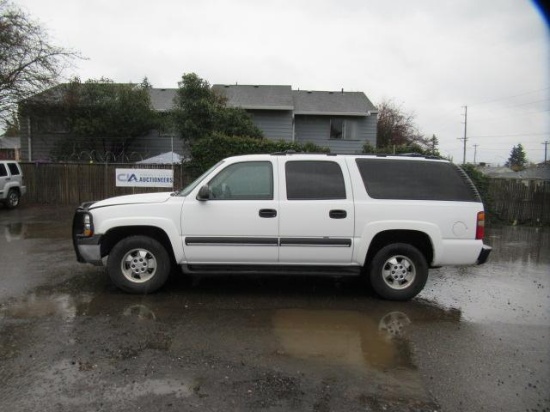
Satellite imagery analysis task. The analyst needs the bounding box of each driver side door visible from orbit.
[181,159,279,264]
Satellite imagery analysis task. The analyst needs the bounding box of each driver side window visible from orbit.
[208,161,273,200]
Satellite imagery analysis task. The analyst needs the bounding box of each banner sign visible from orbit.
[116,168,173,188]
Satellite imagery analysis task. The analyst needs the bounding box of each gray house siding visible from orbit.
[19,85,378,160]
[247,110,293,142]
[295,115,377,154]
[19,116,180,162]
[127,132,183,161]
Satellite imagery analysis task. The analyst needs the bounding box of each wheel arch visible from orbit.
[364,229,434,268]
[101,226,176,264]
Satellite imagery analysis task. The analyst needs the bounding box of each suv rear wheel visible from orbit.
[368,243,428,301]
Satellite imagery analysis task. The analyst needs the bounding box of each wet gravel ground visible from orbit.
[0,205,549,412]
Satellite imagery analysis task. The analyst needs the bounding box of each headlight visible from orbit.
[83,214,94,237]
[73,212,94,238]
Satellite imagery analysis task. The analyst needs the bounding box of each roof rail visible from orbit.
[370,153,443,160]
[270,150,335,156]
[271,150,298,156]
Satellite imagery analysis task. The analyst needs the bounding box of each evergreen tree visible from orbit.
[505,143,528,171]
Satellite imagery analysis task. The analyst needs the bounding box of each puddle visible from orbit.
[272,309,413,370]
[104,378,193,400]
[420,226,550,325]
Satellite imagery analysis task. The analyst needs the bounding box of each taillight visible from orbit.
[476,211,485,240]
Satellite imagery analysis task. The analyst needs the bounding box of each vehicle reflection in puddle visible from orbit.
[272,309,412,369]
[2,222,68,241]
[0,292,85,320]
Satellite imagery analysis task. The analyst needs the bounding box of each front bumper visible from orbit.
[74,235,103,266]
[72,207,103,266]
[476,244,492,265]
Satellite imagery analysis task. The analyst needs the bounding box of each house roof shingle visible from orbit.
[22,84,377,117]
[292,90,377,116]
[212,85,294,110]
[148,88,177,112]
[0,136,21,150]
[212,84,376,116]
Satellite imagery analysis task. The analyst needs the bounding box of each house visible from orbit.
[477,164,550,181]
[0,136,21,160]
[18,86,182,163]
[18,84,377,162]
[212,84,377,154]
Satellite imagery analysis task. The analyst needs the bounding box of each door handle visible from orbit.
[259,209,277,218]
[329,210,347,219]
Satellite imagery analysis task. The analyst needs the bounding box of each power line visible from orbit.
[468,87,550,107]
[469,132,549,138]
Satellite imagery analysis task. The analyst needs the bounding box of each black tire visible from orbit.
[367,243,428,301]
[6,189,20,209]
[107,235,171,294]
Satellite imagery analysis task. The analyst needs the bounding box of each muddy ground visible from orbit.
[0,205,548,412]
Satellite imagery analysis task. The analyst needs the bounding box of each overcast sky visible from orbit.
[14,0,550,165]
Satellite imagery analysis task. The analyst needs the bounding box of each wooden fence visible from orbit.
[488,178,550,225]
[20,162,191,206]
[16,163,550,225]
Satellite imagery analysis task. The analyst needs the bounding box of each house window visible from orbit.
[330,119,344,139]
[330,119,358,140]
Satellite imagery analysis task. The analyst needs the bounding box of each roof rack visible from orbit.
[372,153,443,160]
[270,151,336,156]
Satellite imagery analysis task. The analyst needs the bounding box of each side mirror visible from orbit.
[197,185,211,201]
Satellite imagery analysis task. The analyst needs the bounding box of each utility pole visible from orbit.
[543,140,549,163]
[457,106,468,164]
[473,144,479,165]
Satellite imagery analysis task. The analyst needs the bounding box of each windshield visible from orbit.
[177,161,224,196]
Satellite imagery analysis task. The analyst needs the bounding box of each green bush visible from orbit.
[459,163,497,222]
[185,133,330,174]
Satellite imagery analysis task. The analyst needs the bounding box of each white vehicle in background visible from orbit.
[0,160,26,209]
[73,153,492,301]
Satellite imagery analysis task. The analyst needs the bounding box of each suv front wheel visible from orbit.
[368,243,428,301]
[107,235,171,294]
[6,189,20,209]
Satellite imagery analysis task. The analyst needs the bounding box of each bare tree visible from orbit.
[0,0,79,127]
[376,99,430,151]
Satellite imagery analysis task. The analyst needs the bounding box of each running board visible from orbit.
[181,264,362,277]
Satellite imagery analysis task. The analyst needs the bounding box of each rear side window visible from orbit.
[286,161,346,200]
[356,159,480,202]
[0,164,7,177]
[7,163,20,176]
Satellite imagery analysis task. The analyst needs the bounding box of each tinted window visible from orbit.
[286,161,346,200]
[7,163,20,176]
[356,159,480,202]
[0,164,7,177]
[208,161,273,200]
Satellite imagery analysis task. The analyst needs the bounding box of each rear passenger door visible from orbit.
[278,158,355,264]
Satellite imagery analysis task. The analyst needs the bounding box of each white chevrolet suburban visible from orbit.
[73,153,491,300]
